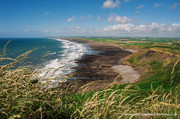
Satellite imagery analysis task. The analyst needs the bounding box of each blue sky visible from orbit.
[0,0,180,37]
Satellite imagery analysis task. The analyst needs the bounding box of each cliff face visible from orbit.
[122,48,180,87]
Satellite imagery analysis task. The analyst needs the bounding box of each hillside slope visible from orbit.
[122,48,180,91]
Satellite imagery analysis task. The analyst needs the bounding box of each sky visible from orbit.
[0,0,180,37]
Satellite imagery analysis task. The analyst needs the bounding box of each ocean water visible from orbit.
[0,38,94,82]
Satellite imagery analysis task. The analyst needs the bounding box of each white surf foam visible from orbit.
[38,38,92,84]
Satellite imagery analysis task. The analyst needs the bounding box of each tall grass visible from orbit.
[72,83,179,119]
[0,41,179,119]
[0,42,67,118]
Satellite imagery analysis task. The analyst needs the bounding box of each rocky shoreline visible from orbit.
[58,38,139,93]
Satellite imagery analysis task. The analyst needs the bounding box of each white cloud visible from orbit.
[71,26,88,34]
[103,0,120,9]
[171,3,180,9]
[103,23,180,36]
[154,3,162,7]
[115,16,132,24]
[67,16,76,22]
[46,23,180,37]
[171,23,180,31]
[108,14,115,22]
[97,16,102,21]
[136,5,144,9]
[107,14,132,24]
[104,23,134,32]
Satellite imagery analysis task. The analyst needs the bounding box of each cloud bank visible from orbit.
[67,16,76,22]
[103,23,180,37]
[11,23,180,37]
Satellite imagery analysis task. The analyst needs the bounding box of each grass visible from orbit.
[125,48,180,92]
[72,37,180,54]
[0,56,63,118]
[71,84,179,119]
[0,40,180,118]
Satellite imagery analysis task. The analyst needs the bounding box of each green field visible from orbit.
[72,37,180,54]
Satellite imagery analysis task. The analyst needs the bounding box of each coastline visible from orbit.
[58,38,139,92]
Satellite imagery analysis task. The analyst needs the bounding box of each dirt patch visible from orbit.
[111,65,140,84]
[125,49,138,53]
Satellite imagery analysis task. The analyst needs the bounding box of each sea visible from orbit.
[0,38,94,83]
